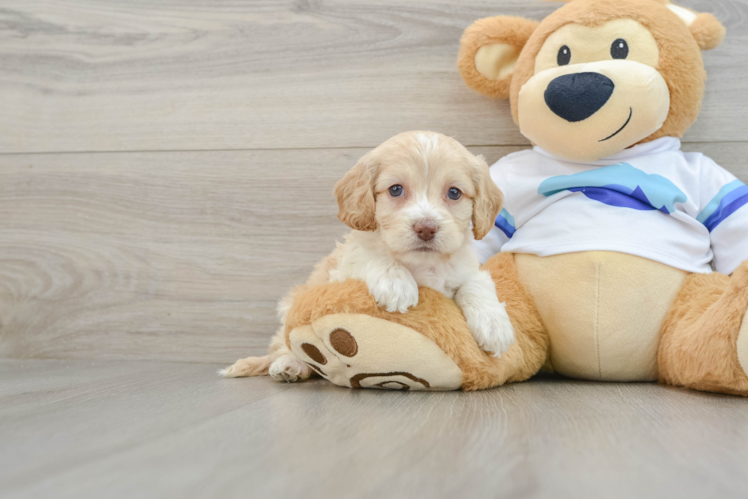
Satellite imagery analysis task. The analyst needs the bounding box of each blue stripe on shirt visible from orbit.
[697,180,748,232]
[495,208,516,238]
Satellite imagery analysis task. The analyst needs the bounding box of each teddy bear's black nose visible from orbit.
[544,72,615,122]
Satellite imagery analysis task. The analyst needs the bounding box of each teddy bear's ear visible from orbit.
[689,13,726,51]
[667,3,726,51]
[458,16,539,99]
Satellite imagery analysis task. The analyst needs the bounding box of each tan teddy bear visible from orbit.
[456,0,748,395]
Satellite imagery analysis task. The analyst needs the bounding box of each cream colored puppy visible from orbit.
[221,131,514,382]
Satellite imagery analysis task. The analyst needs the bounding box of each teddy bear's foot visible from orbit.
[659,262,748,396]
[287,314,463,390]
[281,254,550,391]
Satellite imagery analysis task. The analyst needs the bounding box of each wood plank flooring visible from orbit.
[0,0,746,154]
[2,144,746,362]
[2,359,747,498]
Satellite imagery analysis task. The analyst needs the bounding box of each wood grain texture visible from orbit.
[0,0,745,153]
[1,359,747,498]
[0,143,745,363]
[0,359,291,496]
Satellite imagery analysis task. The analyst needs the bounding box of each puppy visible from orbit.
[221,131,514,382]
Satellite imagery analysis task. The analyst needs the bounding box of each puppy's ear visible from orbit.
[334,155,378,231]
[458,16,539,99]
[470,155,503,240]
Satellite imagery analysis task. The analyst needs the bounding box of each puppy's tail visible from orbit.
[218,355,272,378]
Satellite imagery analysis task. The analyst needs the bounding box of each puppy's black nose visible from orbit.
[544,72,615,122]
[414,221,438,241]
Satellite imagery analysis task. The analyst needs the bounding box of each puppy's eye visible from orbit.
[389,185,404,197]
[611,38,628,59]
[557,45,571,66]
[447,187,462,200]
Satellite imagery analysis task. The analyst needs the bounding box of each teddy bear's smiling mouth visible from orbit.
[599,107,633,142]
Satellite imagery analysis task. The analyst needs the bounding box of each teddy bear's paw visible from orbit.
[367,269,419,313]
[287,314,463,390]
[463,302,515,357]
[268,354,313,383]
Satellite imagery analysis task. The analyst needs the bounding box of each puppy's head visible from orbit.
[335,131,503,256]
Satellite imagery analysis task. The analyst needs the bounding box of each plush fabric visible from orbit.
[690,13,726,51]
[285,253,549,391]
[658,262,748,396]
[515,252,687,381]
[458,16,539,99]
[517,60,670,160]
[288,315,464,390]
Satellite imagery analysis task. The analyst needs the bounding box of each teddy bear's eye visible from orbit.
[557,45,571,66]
[611,38,629,59]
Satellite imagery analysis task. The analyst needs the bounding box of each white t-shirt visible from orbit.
[474,137,748,275]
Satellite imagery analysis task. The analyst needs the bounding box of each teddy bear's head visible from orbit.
[458,0,725,161]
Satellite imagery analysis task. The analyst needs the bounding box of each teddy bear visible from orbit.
[278,0,748,395]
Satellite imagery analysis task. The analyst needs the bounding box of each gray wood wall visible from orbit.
[1,0,746,363]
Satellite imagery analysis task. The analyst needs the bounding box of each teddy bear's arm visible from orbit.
[695,156,748,275]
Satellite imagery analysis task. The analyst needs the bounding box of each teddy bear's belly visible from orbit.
[515,251,688,381]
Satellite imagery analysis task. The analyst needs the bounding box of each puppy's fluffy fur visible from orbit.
[221,131,514,382]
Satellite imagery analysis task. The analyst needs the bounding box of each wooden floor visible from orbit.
[2,359,748,498]
[1,0,748,497]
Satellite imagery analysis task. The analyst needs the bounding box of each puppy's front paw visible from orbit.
[269,354,313,383]
[368,272,419,313]
[464,302,515,357]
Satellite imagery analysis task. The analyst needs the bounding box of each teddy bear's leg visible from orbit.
[658,261,748,396]
[282,252,549,391]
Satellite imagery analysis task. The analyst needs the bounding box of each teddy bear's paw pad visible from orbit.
[349,372,432,390]
[738,312,748,378]
[288,313,463,391]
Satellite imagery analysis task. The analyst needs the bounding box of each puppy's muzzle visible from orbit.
[544,72,615,122]
[414,221,439,241]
